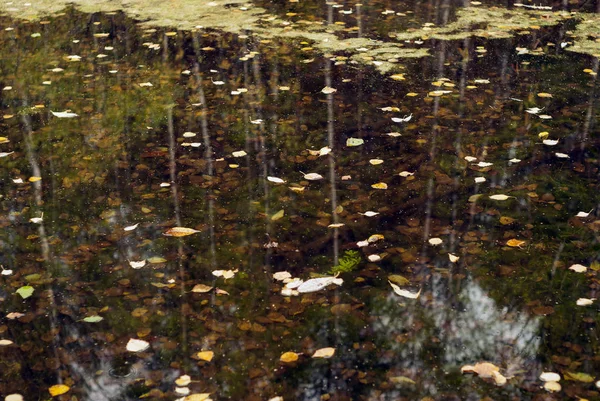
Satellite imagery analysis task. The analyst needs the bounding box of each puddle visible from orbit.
[0,1,599,400]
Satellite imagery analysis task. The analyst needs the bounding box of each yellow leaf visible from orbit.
[406,92,418,97]
[271,209,285,221]
[371,182,388,189]
[48,384,70,396]
[191,284,213,293]
[280,351,299,363]
[390,74,405,81]
[506,239,526,247]
[164,227,200,237]
[197,350,214,362]
[184,394,212,401]
[537,92,553,98]
[28,176,42,182]
[499,216,515,225]
[312,347,335,358]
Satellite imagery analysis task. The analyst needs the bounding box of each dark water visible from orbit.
[0,1,599,400]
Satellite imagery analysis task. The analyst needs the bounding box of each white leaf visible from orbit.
[368,254,381,262]
[297,276,342,293]
[474,177,486,183]
[357,240,369,247]
[576,298,594,306]
[543,139,559,146]
[51,110,78,118]
[464,156,477,162]
[526,107,543,114]
[29,217,43,224]
[346,138,364,147]
[284,278,304,289]
[273,271,292,281]
[386,132,402,137]
[124,223,139,231]
[301,172,323,180]
[126,338,150,352]
[555,152,569,158]
[250,119,263,124]
[391,114,412,123]
[448,253,460,262]
[267,176,286,184]
[360,211,379,217]
[576,210,592,218]
[540,372,561,382]
[489,194,511,200]
[319,146,332,156]
[398,171,414,177]
[129,260,146,269]
[232,150,247,157]
[428,237,443,246]
[389,281,421,299]
[138,82,153,87]
[1,268,13,275]
[321,86,337,94]
[569,264,587,273]
[212,269,237,279]
[509,158,521,163]
[476,162,493,167]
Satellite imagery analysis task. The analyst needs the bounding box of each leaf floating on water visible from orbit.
[6,312,23,319]
[312,347,336,358]
[184,393,212,401]
[124,223,139,231]
[129,260,146,269]
[448,253,460,262]
[328,223,345,228]
[126,338,150,352]
[301,172,323,180]
[576,210,592,218]
[16,286,34,299]
[576,298,594,306]
[191,284,213,293]
[360,211,379,217]
[509,158,521,163]
[489,194,511,201]
[164,227,200,237]
[82,315,104,323]
[271,209,285,221]
[474,177,486,183]
[555,152,569,158]
[428,90,452,97]
[464,156,477,162]
[321,86,337,94]
[175,375,191,386]
[297,276,343,293]
[389,281,421,299]
[544,381,561,392]
[48,384,70,396]
[148,256,167,264]
[280,351,299,363]
[273,271,292,281]
[380,106,400,112]
[29,176,42,182]
[232,150,247,157]
[526,107,544,114]
[0,151,14,157]
[564,371,595,383]
[476,161,493,167]
[51,110,78,118]
[212,269,237,279]
[368,254,381,262]
[390,73,405,81]
[537,92,553,98]
[540,372,561,382]
[368,234,384,243]
[371,182,388,189]
[398,171,414,177]
[369,159,384,165]
[391,114,412,123]
[0,339,14,345]
[543,139,559,146]
[569,264,587,273]
[461,362,507,386]
[506,239,526,247]
[4,394,23,401]
[428,237,443,246]
[346,137,364,147]
[196,351,214,362]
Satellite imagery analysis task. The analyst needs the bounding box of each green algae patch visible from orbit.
[566,13,600,57]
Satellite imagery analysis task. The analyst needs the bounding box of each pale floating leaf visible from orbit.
[398,171,414,177]
[232,150,247,157]
[29,216,43,224]
[138,82,153,87]
[183,132,197,137]
[386,132,402,137]
[476,161,493,167]
[297,276,343,293]
[464,156,477,162]
[212,269,237,279]
[16,286,34,299]
[196,350,214,361]
[301,172,323,180]
[273,271,292,281]
[0,152,14,158]
[526,107,543,114]
[312,347,335,358]
[576,211,592,218]
[0,339,14,345]
[538,131,549,139]
[369,159,384,165]
[371,182,388,189]
[124,223,139,231]
[461,362,500,378]
[474,79,490,84]
[509,158,521,163]
[250,119,263,124]
[576,298,594,306]
[540,372,561,382]
[380,106,400,112]
[175,375,192,386]
[328,223,345,228]
[428,237,442,246]
[129,260,146,269]
[544,381,561,392]
[448,253,460,262]
[164,227,200,237]
[51,110,78,118]
[357,240,369,247]
[268,397,284,401]
[271,209,285,221]
[48,385,70,396]
[176,387,191,395]
[428,90,452,96]
[284,278,304,289]
[537,92,553,98]
[5,394,24,401]
[346,137,364,147]
[368,234,384,243]
[368,254,382,262]
[191,284,213,293]
[474,177,486,183]
[543,139,559,146]
[391,114,412,123]
[321,86,337,94]
[539,114,553,119]
[360,211,379,217]
[555,152,569,158]
[489,194,511,201]
[318,146,332,156]
[184,394,212,401]
[1,268,13,275]
[82,315,103,323]
[389,281,421,299]
[126,338,150,352]
[569,264,587,273]
[6,312,24,319]
[506,239,526,247]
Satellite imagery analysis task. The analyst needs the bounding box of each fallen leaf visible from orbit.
[389,281,421,299]
[82,315,104,323]
[6,312,24,319]
[124,223,139,231]
[537,92,553,98]
[297,276,343,293]
[321,86,337,94]
[391,114,412,123]
[126,338,150,352]
[543,139,559,146]
[212,269,237,279]
[0,339,14,345]
[576,298,594,306]
[371,182,388,189]
[312,347,335,358]
[184,394,212,401]
[448,253,460,262]
[540,372,561,382]
[147,256,167,264]
[16,286,34,299]
[129,260,146,269]
[175,375,191,386]
[4,394,23,401]
[346,137,364,147]
[232,150,247,157]
[164,227,200,237]
[369,159,384,165]
[51,110,78,118]
[273,271,292,281]
[489,194,511,201]
[271,209,285,221]
[280,351,299,362]
[196,351,214,362]
[569,264,587,273]
[428,238,442,246]
[267,176,286,184]
[48,384,70,396]
[191,284,213,293]
[301,172,323,180]
[506,239,526,247]
[544,381,561,392]
[564,371,595,382]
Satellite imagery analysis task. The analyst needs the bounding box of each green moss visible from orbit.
[329,249,361,275]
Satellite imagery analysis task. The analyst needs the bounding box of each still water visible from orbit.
[0,0,599,400]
